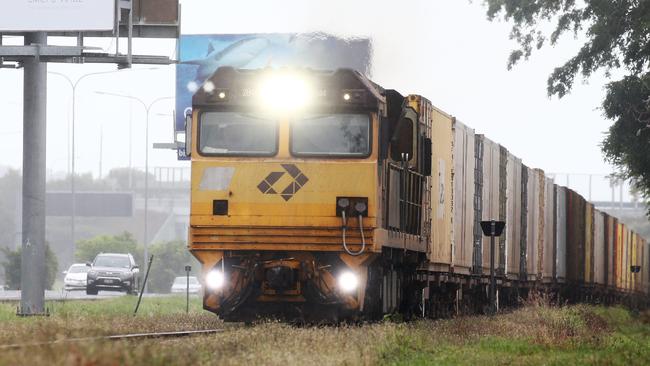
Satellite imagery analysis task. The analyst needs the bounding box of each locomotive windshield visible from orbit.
[199,112,277,156]
[291,114,370,157]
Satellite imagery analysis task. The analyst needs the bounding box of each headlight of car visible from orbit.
[87,271,97,278]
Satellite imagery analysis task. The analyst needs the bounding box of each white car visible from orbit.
[63,263,90,291]
[171,276,202,294]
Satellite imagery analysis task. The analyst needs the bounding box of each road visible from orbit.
[0,290,126,301]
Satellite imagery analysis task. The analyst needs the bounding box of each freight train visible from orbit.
[184,67,649,322]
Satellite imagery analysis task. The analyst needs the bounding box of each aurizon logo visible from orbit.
[257,164,309,201]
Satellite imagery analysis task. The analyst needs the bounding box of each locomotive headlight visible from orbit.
[205,270,225,290]
[258,73,313,112]
[338,271,359,293]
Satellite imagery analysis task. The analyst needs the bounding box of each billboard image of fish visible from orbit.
[175,33,372,158]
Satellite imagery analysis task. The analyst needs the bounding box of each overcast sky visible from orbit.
[0,0,624,200]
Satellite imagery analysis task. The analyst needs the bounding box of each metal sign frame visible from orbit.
[0,0,180,69]
[0,0,180,316]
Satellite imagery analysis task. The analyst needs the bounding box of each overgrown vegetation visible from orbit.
[0,243,58,290]
[0,297,647,365]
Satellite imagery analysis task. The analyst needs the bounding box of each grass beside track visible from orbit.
[0,296,648,365]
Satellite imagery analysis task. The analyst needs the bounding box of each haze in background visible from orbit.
[0,0,615,199]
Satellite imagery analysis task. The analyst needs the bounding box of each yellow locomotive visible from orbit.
[185,67,430,321]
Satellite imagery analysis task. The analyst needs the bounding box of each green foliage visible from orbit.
[484,0,650,213]
[0,243,58,290]
[484,0,650,97]
[147,240,200,293]
[75,231,141,264]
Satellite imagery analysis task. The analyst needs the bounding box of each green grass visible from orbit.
[0,298,648,365]
[378,305,650,366]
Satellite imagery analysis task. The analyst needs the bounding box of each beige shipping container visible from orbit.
[505,153,522,279]
[593,210,605,285]
[605,214,615,287]
[542,177,555,282]
[506,153,522,279]
[480,136,501,276]
[452,120,475,273]
[429,107,453,271]
[428,106,454,270]
[641,238,650,295]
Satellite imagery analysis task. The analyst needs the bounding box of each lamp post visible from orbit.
[49,67,160,261]
[48,70,125,260]
[94,91,172,291]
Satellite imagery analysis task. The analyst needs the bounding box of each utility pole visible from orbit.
[20,32,47,315]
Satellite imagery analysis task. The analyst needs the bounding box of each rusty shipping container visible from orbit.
[555,185,567,282]
[566,189,586,283]
[584,202,594,284]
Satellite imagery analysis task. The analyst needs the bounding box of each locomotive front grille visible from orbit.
[190,225,374,252]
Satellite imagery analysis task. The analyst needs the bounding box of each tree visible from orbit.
[484,0,650,211]
[75,231,141,265]
[1,243,59,290]
[147,240,200,293]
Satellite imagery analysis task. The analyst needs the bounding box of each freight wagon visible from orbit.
[184,67,650,321]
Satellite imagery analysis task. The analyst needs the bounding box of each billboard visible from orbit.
[175,33,373,136]
[0,0,115,32]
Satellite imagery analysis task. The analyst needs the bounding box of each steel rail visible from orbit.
[0,329,224,350]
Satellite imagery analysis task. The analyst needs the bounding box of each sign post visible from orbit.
[480,220,506,315]
[185,265,192,313]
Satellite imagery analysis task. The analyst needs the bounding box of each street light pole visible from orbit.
[94,91,172,292]
[49,68,160,261]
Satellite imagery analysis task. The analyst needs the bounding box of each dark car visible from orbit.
[86,253,140,295]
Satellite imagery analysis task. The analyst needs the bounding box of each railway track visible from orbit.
[0,329,224,350]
